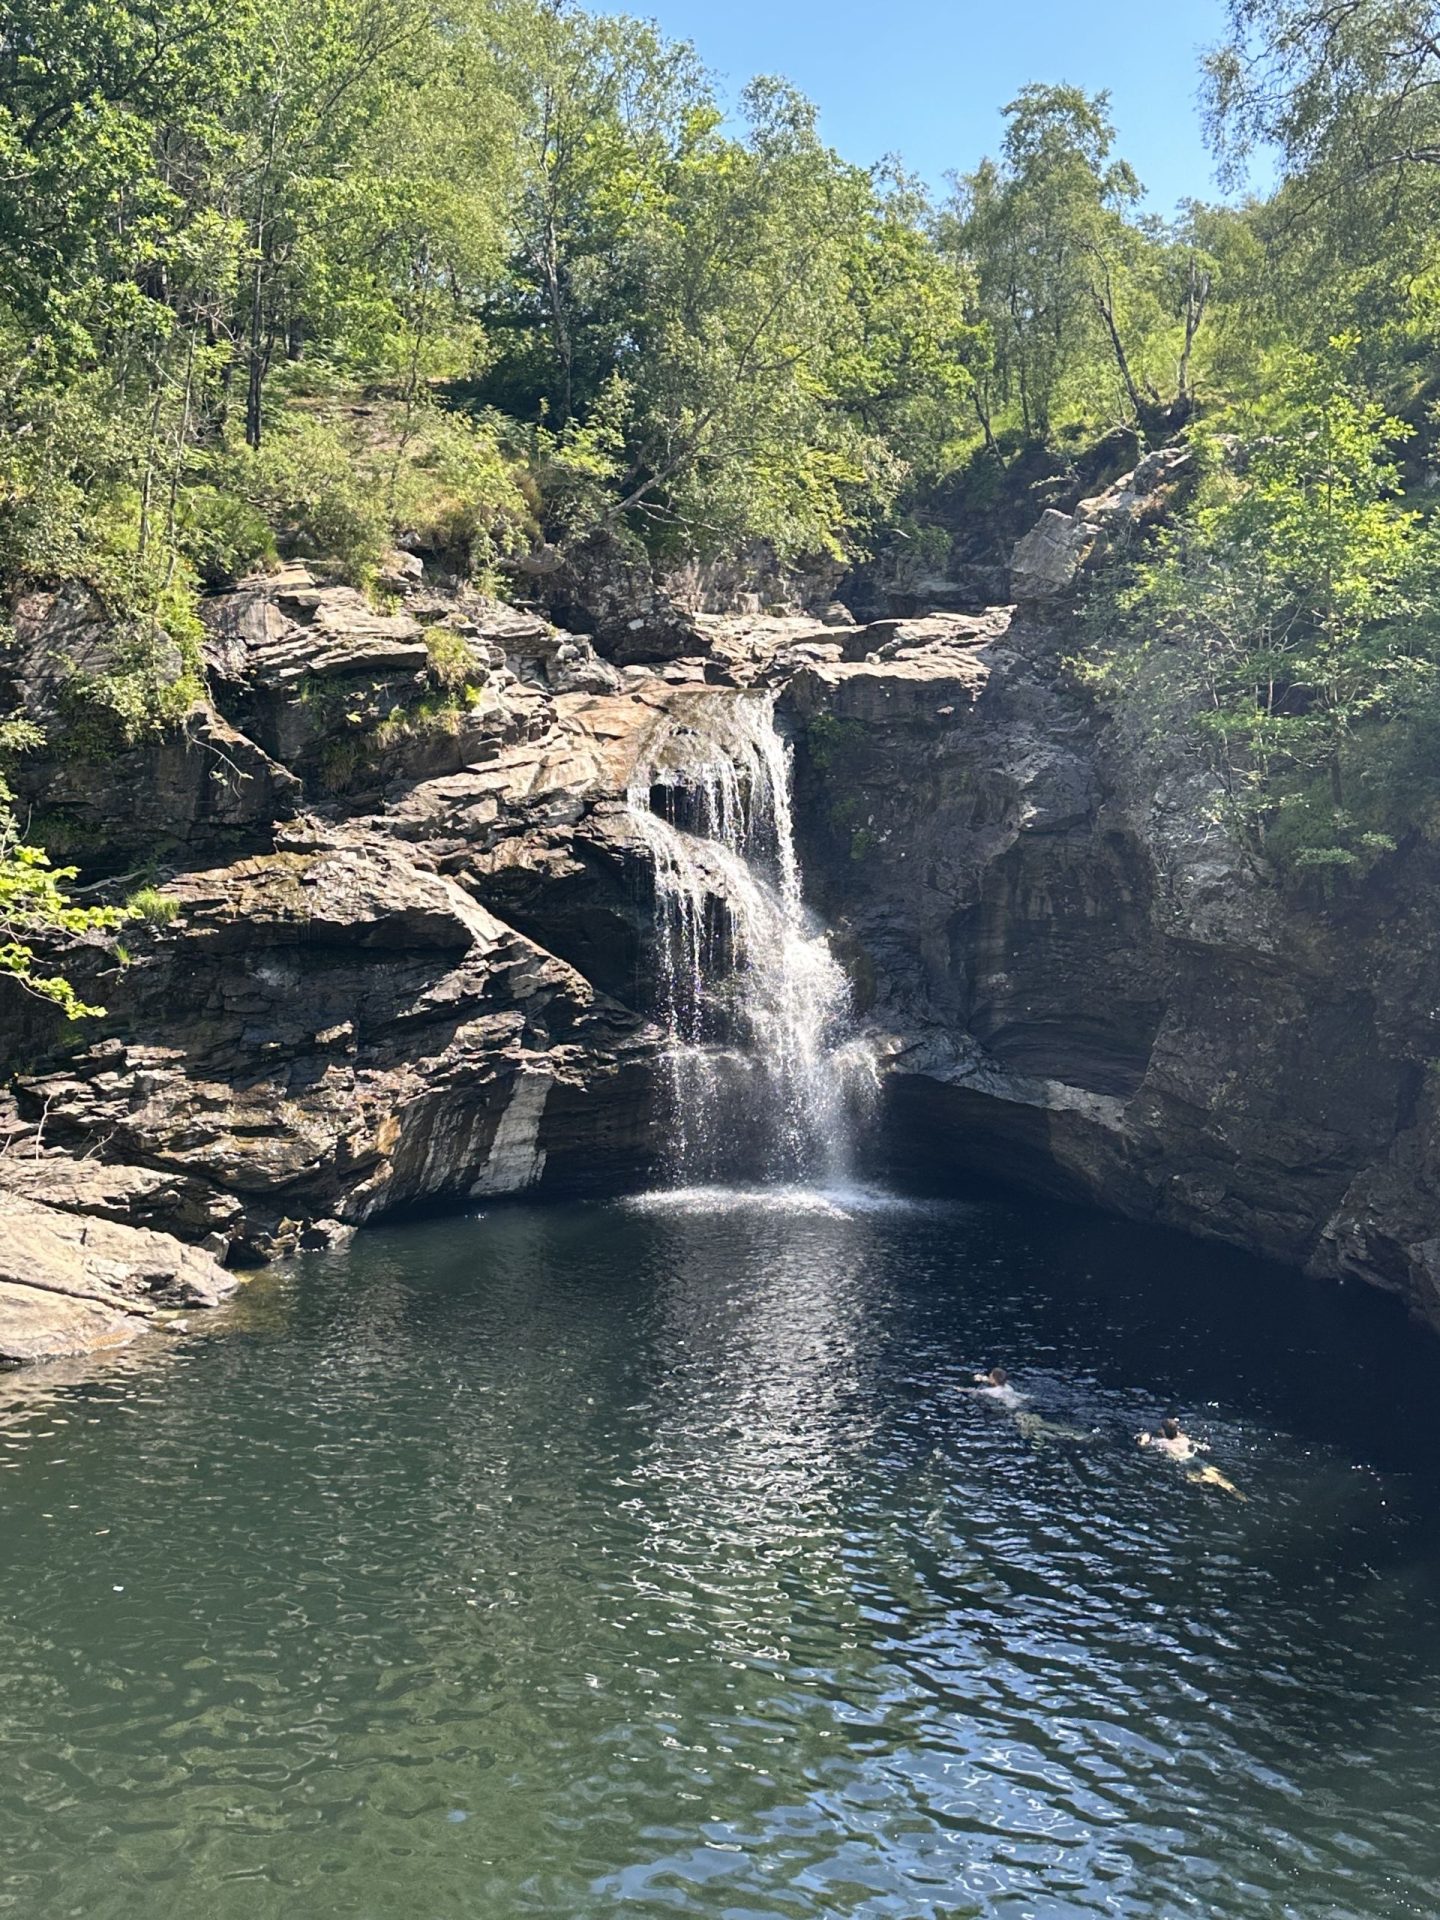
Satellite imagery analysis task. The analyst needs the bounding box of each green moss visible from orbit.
[805,711,865,771]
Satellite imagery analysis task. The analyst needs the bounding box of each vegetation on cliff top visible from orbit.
[1079,4,1440,872]
[7,0,1440,993]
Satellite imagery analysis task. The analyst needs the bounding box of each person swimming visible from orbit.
[1138,1415,1245,1498]
[963,1366,1027,1410]
[1137,1415,1204,1461]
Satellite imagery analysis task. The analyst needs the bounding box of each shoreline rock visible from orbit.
[0,1193,237,1367]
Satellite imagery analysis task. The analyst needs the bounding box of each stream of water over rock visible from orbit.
[626,692,871,1187]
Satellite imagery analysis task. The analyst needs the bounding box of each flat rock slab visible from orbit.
[205,578,429,688]
[0,1195,237,1367]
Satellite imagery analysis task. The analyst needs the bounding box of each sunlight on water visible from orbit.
[623,1182,931,1219]
[5,1192,1440,1918]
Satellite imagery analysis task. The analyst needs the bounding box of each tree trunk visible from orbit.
[1177,255,1211,409]
[1089,261,1146,422]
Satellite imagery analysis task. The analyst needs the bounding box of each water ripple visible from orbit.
[2,1190,1440,1918]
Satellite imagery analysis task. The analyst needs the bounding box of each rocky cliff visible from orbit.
[783,458,1440,1328]
[5,465,1440,1361]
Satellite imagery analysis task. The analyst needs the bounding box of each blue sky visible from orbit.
[634,0,1249,216]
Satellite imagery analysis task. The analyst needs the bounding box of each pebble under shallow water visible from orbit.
[3,1181,1440,1920]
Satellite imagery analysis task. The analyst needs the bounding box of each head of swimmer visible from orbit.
[988,1367,1008,1387]
[1161,1416,1180,1440]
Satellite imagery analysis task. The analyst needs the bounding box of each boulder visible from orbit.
[1009,509,1099,600]
[1008,448,1195,601]
[526,531,713,666]
[376,549,425,593]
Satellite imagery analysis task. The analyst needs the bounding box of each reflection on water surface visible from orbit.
[2,1184,1439,1919]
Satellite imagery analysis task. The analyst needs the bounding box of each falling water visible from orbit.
[627,691,871,1184]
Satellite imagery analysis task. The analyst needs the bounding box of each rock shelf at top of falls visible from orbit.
[10,459,1440,1363]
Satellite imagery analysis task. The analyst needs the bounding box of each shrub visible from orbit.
[124,885,180,926]
[425,628,479,690]
[175,487,277,587]
[217,414,391,582]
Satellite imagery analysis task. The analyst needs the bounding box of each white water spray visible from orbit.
[627,692,872,1184]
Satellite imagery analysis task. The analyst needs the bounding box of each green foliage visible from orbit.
[124,886,181,927]
[943,86,1144,442]
[176,489,277,588]
[804,712,866,771]
[10,0,1440,894]
[388,407,534,579]
[218,414,391,581]
[0,0,994,637]
[0,722,124,1017]
[425,629,480,692]
[482,34,979,560]
[1083,340,1440,862]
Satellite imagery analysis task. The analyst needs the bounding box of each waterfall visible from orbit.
[627,691,870,1185]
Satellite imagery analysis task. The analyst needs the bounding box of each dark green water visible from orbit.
[4,1181,1440,1920]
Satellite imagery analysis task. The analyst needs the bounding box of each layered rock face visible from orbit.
[8,479,1440,1361]
[783,601,1440,1327]
[1,560,892,1359]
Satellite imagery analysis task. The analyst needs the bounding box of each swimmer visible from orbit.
[1139,1416,1245,1499]
[963,1366,1027,1409]
[1137,1415,1205,1461]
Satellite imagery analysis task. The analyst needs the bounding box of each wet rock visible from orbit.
[784,606,1440,1320]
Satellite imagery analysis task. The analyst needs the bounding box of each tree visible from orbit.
[1206,1,1440,193]
[1204,2,1440,357]
[487,0,708,425]
[597,86,977,559]
[1101,339,1440,831]
[943,85,1160,441]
